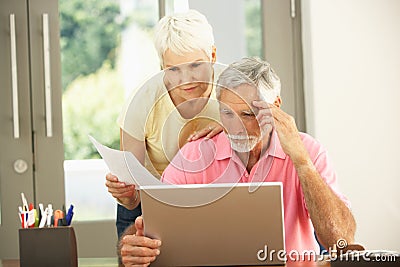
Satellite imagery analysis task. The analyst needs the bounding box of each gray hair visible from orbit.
[216,57,281,103]
[154,10,215,67]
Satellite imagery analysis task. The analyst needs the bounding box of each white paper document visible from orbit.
[89,135,164,188]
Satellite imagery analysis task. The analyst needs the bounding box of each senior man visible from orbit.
[119,57,356,266]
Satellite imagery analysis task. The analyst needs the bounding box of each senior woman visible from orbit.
[105,9,223,239]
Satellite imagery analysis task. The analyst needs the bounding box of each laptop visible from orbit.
[140,182,285,266]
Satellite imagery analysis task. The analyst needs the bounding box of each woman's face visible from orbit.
[163,48,215,101]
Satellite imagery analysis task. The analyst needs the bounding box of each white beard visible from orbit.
[227,134,260,153]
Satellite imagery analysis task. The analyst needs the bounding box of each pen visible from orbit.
[47,204,53,227]
[21,212,28,228]
[22,212,26,228]
[66,204,74,226]
[61,205,67,226]
[18,206,24,227]
[27,209,35,228]
[21,193,29,211]
[39,203,44,223]
[39,207,48,228]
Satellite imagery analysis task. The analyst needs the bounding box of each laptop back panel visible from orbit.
[140,183,285,266]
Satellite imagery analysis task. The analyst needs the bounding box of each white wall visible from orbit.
[302,0,400,250]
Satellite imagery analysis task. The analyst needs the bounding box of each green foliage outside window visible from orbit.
[59,0,125,90]
[63,63,123,160]
[60,0,125,159]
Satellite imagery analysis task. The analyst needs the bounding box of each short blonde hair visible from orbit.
[154,9,215,66]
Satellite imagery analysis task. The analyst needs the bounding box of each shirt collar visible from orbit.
[215,133,233,160]
[264,130,286,160]
[215,131,287,161]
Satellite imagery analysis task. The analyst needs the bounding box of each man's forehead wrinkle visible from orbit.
[222,99,251,105]
[220,98,256,109]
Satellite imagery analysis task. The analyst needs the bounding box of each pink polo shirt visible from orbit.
[161,132,350,254]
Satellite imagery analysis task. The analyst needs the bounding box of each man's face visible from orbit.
[163,49,214,101]
[219,85,272,153]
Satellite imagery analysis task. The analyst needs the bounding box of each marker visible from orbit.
[33,209,39,227]
[53,210,64,227]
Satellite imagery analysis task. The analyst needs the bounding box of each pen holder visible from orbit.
[19,227,78,267]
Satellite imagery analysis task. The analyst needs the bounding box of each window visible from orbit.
[61,0,160,221]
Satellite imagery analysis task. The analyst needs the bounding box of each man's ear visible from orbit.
[274,96,282,108]
[211,46,217,63]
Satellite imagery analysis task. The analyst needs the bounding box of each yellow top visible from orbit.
[117,68,222,177]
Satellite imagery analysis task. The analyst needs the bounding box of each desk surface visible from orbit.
[1,258,330,267]
[2,258,119,267]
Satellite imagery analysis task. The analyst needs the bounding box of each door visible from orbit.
[0,0,34,259]
[0,0,64,259]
